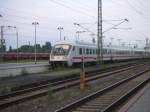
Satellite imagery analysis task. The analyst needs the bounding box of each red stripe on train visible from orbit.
[72,57,96,60]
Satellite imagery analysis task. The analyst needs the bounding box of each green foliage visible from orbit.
[47,85,54,98]
[101,64,107,69]
[9,46,12,52]
[12,41,52,53]
[42,42,52,52]
[21,68,29,76]
[0,44,6,52]
[0,85,12,95]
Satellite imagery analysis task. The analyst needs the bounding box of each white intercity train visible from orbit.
[49,40,149,67]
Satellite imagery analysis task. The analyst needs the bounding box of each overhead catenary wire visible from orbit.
[49,0,96,19]
[111,0,150,23]
[57,0,96,13]
[125,0,143,15]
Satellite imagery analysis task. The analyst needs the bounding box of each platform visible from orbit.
[118,81,150,112]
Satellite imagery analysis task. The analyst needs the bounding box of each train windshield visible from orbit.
[52,44,71,56]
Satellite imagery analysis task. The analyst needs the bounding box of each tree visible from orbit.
[0,44,6,52]
[9,46,12,52]
[36,44,42,52]
[42,42,52,52]
[19,45,33,52]
[11,42,52,53]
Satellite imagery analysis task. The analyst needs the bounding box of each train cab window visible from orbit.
[79,48,82,55]
[52,44,71,56]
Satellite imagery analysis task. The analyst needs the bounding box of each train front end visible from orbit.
[49,42,72,67]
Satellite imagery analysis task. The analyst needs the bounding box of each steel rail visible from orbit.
[0,62,149,110]
[0,61,140,100]
[102,78,150,112]
[55,67,150,112]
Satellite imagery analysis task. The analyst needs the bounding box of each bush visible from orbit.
[21,68,29,76]
[47,85,54,98]
[0,85,12,95]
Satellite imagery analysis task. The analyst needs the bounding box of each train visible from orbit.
[49,40,150,67]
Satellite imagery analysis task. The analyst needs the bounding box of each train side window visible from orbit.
[79,48,82,55]
[89,49,92,54]
[83,48,85,54]
[93,49,95,55]
[72,46,75,51]
[86,48,89,55]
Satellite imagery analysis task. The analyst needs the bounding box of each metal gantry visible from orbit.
[0,15,3,55]
[0,26,4,60]
[97,0,103,64]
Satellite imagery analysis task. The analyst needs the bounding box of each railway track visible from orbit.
[0,61,140,98]
[55,65,150,112]
[0,62,149,110]
[0,60,144,93]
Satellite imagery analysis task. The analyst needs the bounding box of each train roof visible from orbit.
[54,40,96,47]
[106,45,146,52]
[54,40,147,52]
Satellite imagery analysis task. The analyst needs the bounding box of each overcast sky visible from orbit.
[0,0,150,49]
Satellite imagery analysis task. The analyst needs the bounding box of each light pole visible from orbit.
[32,22,39,64]
[57,27,63,41]
[8,26,19,63]
[16,28,18,63]
[0,15,3,56]
[0,26,4,51]
[0,26,4,62]
[76,31,86,41]
[110,37,114,60]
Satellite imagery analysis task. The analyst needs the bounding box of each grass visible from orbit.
[0,85,12,95]
[46,84,94,104]
[21,68,29,76]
